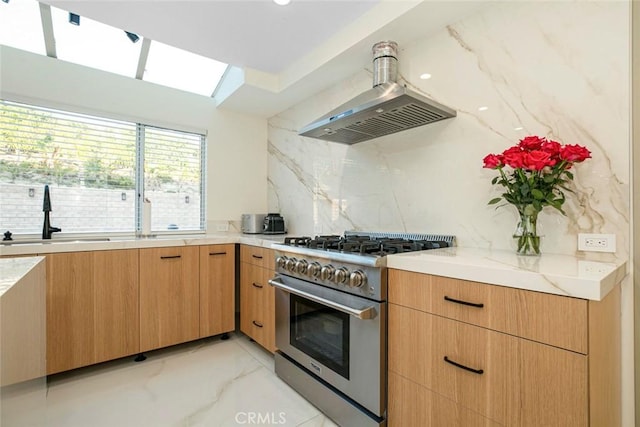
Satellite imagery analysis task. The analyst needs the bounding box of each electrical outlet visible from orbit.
[577,233,616,253]
[216,223,229,232]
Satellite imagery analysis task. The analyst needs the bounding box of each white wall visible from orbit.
[0,45,268,229]
[268,1,633,424]
[268,2,629,257]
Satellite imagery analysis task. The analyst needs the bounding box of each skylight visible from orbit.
[0,0,228,97]
[145,41,227,97]
[0,0,45,55]
[50,6,142,78]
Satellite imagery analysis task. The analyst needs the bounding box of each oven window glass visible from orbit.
[289,294,350,379]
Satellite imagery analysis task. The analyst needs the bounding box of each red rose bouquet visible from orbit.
[483,136,591,254]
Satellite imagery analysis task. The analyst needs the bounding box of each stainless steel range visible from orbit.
[269,232,455,427]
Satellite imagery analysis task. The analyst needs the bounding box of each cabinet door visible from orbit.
[199,244,235,338]
[46,250,139,375]
[240,263,275,352]
[139,246,199,352]
[46,252,94,374]
[93,250,139,364]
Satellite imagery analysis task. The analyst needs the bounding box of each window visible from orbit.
[0,100,206,235]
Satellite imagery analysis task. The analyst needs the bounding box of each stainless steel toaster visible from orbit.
[241,214,266,234]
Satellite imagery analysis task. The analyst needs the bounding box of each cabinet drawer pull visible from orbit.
[209,251,227,256]
[443,356,484,375]
[252,320,264,328]
[444,295,484,308]
[252,254,263,259]
[252,282,264,289]
[160,255,181,260]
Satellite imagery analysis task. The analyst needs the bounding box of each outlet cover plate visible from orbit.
[577,233,616,253]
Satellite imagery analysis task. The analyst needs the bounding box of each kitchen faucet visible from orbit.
[42,184,61,239]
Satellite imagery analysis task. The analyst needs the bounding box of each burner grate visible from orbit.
[282,231,455,256]
[344,231,456,247]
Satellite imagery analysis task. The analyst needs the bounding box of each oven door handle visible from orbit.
[268,278,378,320]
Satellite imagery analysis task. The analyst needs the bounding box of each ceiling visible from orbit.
[41,0,488,118]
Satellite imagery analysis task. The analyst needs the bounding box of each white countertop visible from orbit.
[2,237,627,301]
[0,233,286,257]
[386,247,627,301]
[0,256,45,297]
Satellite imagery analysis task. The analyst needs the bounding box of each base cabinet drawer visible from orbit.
[388,372,502,427]
[388,304,588,426]
[388,270,588,353]
[240,245,274,269]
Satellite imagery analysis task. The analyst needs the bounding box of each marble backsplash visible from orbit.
[268,1,630,258]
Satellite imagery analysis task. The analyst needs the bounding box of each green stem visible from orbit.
[514,207,541,255]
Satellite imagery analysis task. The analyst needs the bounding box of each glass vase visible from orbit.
[513,207,541,256]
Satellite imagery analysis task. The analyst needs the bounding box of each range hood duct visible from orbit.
[299,41,456,145]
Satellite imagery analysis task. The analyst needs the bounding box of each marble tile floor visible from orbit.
[44,334,338,427]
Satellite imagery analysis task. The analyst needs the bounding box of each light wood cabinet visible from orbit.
[21,242,238,375]
[240,245,274,269]
[239,245,275,352]
[46,250,139,375]
[388,269,621,427]
[388,271,588,353]
[139,246,199,352]
[1,258,46,386]
[388,372,502,427]
[199,244,235,338]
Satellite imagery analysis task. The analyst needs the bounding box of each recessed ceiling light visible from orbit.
[419,73,432,80]
[273,0,291,5]
[478,106,488,111]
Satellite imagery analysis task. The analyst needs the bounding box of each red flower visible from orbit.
[523,150,553,170]
[483,135,592,218]
[560,144,592,162]
[541,139,561,157]
[502,146,525,168]
[483,154,503,169]
[518,136,545,150]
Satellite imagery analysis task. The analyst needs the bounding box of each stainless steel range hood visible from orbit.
[299,41,456,145]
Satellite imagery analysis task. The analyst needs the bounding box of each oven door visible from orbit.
[270,274,386,417]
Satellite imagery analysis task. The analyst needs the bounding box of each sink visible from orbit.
[0,237,111,245]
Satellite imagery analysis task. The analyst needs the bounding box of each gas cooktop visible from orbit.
[282,232,455,257]
[272,231,456,304]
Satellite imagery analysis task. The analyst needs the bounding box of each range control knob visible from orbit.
[295,259,308,274]
[334,267,349,284]
[285,257,297,272]
[276,256,288,269]
[349,270,367,288]
[307,262,321,278]
[320,265,335,281]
